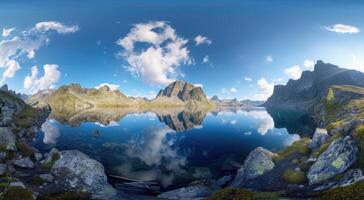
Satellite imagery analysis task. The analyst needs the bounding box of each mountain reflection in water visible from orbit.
[33,107,315,188]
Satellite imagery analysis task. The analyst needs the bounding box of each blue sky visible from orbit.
[1,0,364,100]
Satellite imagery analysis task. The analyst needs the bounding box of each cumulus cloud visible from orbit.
[284,65,302,80]
[95,83,120,91]
[230,87,237,93]
[202,55,209,63]
[23,64,61,94]
[34,21,79,34]
[117,21,191,86]
[325,24,360,34]
[303,59,315,71]
[0,21,77,84]
[41,120,60,144]
[266,55,273,62]
[252,78,274,101]
[194,35,212,46]
[2,27,15,37]
[244,77,252,82]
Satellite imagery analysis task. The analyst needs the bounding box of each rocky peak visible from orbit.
[0,84,8,91]
[98,85,110,92]
[157,80,208,102]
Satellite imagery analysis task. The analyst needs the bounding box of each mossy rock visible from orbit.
[208,188,280,200]
[37,191,90,200]
[311,132,343,158]
[0,186,34,200]
[41,152,60,171]
[30,176,46,185]
[318,180,364,200]
[282,169,306,184]
[353,125,364,170]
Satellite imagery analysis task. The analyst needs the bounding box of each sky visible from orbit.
[1,0,364,100]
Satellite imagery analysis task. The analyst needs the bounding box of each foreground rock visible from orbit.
[0,127,16,151]
[307,136,359,185]
[158,184,213,200]
[51,150,116,199]
[231,147,276,187]
[309,128,329,150]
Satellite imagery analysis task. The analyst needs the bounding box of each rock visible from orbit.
[34,152,42,161]
[309,128,329,150]
[158,184,213,200]
[40,174,54,182]
[14,157,35,168]
[0,152,7,160]
[334,169,364,188]
[0,163,7,175]
[0,127,16,151]
[9,181,26,188]
[231,147,276,187]
[156,80,209,102]
[51,150,116,198]
[307,136,359,185]
[213,175,233,188]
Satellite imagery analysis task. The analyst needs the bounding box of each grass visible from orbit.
[15,105,40,128]
[37,191,90,200]
[282,169,306,184]
[318,180,364,200]
[0,186,34,200]
[16,142,35,158]
[273,138,311,162]
[207,188,280,200]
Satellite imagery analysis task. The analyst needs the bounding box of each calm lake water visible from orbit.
[32,107,315,189]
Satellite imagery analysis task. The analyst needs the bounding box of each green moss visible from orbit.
[273,138,311,162]
[16,142,35,158]
[207,188,280,200]
[0,186,34,200]
[37,191,90,200]
[318,180,364,200]
[41,152,60,171]
[30,176,46,185]
[282,169,306,184]
[326,120,343,131]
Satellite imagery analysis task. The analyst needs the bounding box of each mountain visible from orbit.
[264,60,364,111]
[210,96,264,109]
[152,80,212,108]
[46,83,133,113]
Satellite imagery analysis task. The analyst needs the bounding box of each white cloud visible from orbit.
[194,83,203,88]
[284,65,302,80]
[303,59,315,71]
[230,87,237,93]
[194,35,212,46]
[266,55,273,62]
[202,55,209,63]
[0,21,77,84]
[34,21,79,34]
[23,64,61,94]
[41,119,60,144]
[252,78,274,101]
[95,83,120,91]
[244,77,252,82]
[117,21,191,86]
[2,27,15,37]
[325,24,360,34]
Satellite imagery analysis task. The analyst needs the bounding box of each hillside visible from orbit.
[264,60,364,111]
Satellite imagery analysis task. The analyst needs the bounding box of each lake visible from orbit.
[31,107,315,192]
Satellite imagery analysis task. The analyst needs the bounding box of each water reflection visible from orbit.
[32,107,315,188]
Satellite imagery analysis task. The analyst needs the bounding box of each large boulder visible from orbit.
[0,127,16,151]
[51,150,116,199]
[158,184,213,200]
[309,128,329,150]
[307,136,358,185]
[14,157,35,168]
[231,147,276,187]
